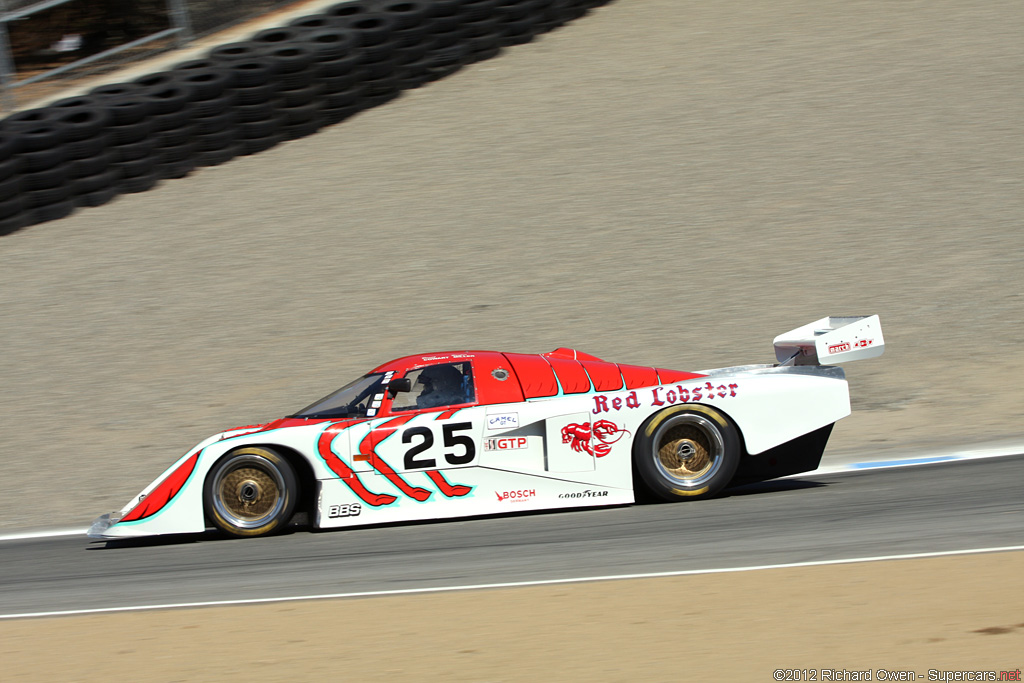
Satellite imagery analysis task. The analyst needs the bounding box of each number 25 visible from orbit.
[402,422,476,470]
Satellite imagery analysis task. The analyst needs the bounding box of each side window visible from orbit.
[391,362,475,411]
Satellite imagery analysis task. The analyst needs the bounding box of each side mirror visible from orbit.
[387,377,412,398]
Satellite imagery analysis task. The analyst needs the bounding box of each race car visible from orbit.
[89,315,884,540]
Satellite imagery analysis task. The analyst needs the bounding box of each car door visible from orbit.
[370,360,484,477]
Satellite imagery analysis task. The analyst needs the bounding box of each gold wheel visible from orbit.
[657,423,714,482]
[216,465,281,522]
[205,447,297,537]
[634,406,740,501]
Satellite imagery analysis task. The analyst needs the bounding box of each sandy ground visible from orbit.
[2,551,1021,681]
[1,0,1023,677]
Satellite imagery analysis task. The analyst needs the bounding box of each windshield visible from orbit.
[290,374,385,419]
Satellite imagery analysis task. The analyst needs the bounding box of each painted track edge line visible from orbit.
[0,528,87,542]
[803,442,1024,477]
[2,544,1022,621]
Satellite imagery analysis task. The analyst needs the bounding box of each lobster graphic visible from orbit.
[561,419,629,458]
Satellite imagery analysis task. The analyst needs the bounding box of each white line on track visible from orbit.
[0,443,1021,544]
[0,528,86,542]
[1,544,1022,621]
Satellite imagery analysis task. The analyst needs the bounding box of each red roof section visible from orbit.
[370,350,704,404]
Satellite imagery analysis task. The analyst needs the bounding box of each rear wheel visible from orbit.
[204,447,297,537]
[633,405,740,501]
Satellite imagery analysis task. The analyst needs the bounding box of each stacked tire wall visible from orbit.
[0,0,611,237]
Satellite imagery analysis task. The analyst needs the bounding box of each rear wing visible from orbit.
[773,315,884,366]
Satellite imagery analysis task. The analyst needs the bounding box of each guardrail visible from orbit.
[0,0,302,111]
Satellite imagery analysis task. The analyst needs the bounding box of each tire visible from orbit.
[195,127,236,152]
[72,168,120,195]
[460,0,502,22]
[338,14,397,47]
[235,99,279,123]
[632,405,741,502]
[2,107,53,129]
[322,104,360,125]
[174,58,217,71]
[24,184,72,208]
[265,43,316,76]
[208,41,267,63]
[119,172,159,194]
[252,26,308,46]
[155,141,198,163]
[280,101,321,125]
[134,71,178,89]
[0,193,25,219]
[288,13,343,31]
[154,123,196,148]
[225,58,279,88]
[283,117,324,140]
[0,155,22,183]
[152,108,192,132]
[315,53,359,77]
[175,68,234,101]
[0,211,28,237]
[279,82,324,108]
[0,132,22,164]
[325,86,363,109]
[0,173,22,201]
[23,164,71,190]
[112,154,156,180]
[77,185,118,208]
[240,131,286,155]
[190,92,236,118]
[204,447,298,538]
[67,132,112,160]
[196,143,241,166]
[193,109,236,135]
[52,106,111,141]
[326,1,377,20]
[156,157,196,179]
[234,82,278,106]
[238,115,283,139]
[89,82,143,99]
[18,125,65,153]
[362,89,400,108]
[20,145,69,172]
[378,0,430,31]
[110,118,156,146]
[301,29,357,60]
[109,138,156,163]
[145,84,193,115]
[30,198,75,224]
[107,97,155,126]
[68,151,112,178]
[276,68,316,92]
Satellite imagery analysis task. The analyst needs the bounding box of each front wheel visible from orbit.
[204,446,298,537]
[633,405,741,502]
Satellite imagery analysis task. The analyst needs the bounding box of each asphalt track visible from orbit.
[1,454,1020,618]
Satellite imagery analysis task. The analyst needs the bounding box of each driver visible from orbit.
[416,364,467,409]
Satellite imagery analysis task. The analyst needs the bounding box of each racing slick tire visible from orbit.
[204,446,298,537]
[633,405,741,502]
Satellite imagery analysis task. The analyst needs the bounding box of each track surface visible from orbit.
[2,454,1021,617]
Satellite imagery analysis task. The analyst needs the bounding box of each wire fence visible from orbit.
[0,0,300,110]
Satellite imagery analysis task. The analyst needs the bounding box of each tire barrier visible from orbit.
[0,0,614,236]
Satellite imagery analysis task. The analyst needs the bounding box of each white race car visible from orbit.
[89,316,884,540]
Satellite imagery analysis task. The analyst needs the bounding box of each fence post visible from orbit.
[167,0,193,48]
[0,1,16,111]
